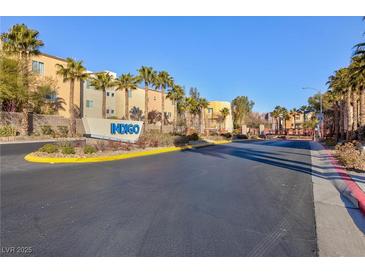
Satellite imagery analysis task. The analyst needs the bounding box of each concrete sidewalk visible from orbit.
[310,142,365,256]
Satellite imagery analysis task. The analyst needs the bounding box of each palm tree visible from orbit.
[153,71,174,132]
[271,106,282,133]
[56,58,87,136]
[327,73,342,141]
[1,23,44,135]
[198,98,209,134]
[1,23,44,61]
[186,96,200,133]
[349,55,365,139]
[219,107,230,131]
[281,108,290,134]
[129,106,144,121]
[90,72,114,119]
[114,73,140,120]
[137,66,156,126]
[289,108,298,133]
[166,84,185,133]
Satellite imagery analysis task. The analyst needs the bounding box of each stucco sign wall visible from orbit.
[82,118,143,143]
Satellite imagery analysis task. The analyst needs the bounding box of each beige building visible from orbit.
[82,71,118,119]
[31,53,82,118]
[84,81,175,125]
[205,101,233,132]
[27,52,221,134]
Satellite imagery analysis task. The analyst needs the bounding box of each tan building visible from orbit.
[205,101,233,132]
[85,82,175,125]
[82,71,118,119]
[30,53,82,118]
[28,53,175,123]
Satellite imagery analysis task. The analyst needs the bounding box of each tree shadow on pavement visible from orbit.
[186,145,365,185]
[186,143,365,234]
[340,195,365,234]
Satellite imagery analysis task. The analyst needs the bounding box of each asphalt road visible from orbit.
[0,140,317,256]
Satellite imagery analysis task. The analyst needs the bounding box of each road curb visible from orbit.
[24,140,231,164]
[317,142,365,215]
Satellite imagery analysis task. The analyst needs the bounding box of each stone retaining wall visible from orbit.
[0,112,85,135]
[0,112,178,136]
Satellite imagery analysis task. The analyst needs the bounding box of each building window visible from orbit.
[85,80,93,89]
[128,90,132,98]
[32,61,44,75]
[86,100,93,108]
[111,109,114,114]
[45,92,57,102]
[208,108,213,114]
[111,93,114,97]
[107,92,110,96]
[106,109,109,114]
[164,112,172,118]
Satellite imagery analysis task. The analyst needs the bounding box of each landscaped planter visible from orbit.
[24,140,232,164]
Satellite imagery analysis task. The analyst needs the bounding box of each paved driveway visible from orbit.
[0,140,317,256]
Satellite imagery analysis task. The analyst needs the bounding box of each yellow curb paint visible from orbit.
[24,141,232,164]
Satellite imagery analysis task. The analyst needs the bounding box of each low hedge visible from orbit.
[39,144,58,154]
[84,145,97,154]
[0,125,16,137]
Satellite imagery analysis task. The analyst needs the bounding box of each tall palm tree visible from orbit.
[1,23,44,135]
[166,84,185,133]
[198,98,209,134]
[153,71,174,132]
[186,96,200,133]
[90,72,114,119]
[289,108,298,133]
[349,55,365,139]
[327,73,344,141]
[137,66,155,126]
[56,58,87,136]
[281,108,290,134]
[271,106,283,133]
[114,73,140,120]
[219,107,230,131]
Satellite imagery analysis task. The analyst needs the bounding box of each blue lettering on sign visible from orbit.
[111,123,140,135]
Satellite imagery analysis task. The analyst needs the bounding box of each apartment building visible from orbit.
[29,53,175,124]
[82,71,118,119]
[205,101,233,132]
[30,53,82,118]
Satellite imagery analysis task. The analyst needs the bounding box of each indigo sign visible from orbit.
[111,123,140,135]
[82,118,143,143]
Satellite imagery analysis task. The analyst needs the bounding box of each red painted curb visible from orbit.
[318,142,365,215]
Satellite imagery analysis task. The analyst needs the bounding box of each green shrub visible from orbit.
[324,137,337,146]
[57,126,69,137]
[61,145,75,155]
[0,125,16,137]
[40,125,54,135]
[38,143,58,154]
[84,145,97,154]
[236,134,248,139]
[187,133,199,141]
[221,132,232,139]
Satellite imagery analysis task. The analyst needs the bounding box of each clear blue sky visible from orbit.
[1,16,364,112]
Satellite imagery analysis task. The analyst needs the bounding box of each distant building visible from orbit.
[205,101,233,132]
